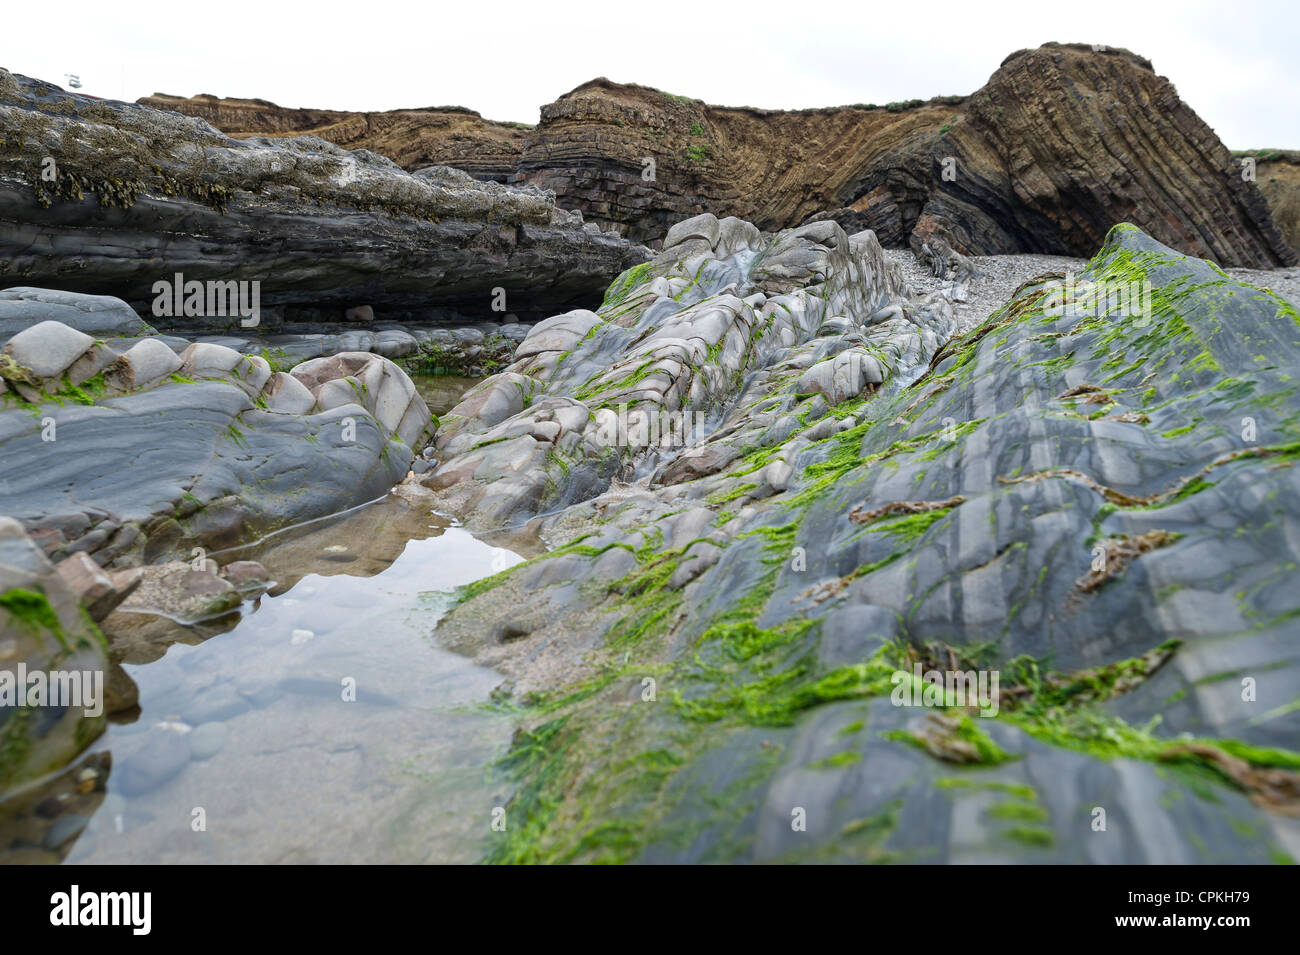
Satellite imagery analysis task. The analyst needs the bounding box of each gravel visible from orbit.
[886,250,1086,334]
[1223,266,1300,310]
[884,250,1300,336]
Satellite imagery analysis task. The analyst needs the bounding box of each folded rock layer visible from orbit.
[426,224,1300,863]
[139,44,1295,267]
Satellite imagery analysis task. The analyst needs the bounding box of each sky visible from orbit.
[2,0,1296,149]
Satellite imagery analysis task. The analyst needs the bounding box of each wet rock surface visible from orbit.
[0,517,110,789]
[420,223,1300,863]
[0,315,432,568]
[414,213,955,528]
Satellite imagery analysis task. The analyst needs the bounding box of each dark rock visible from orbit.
[0,70,651,321]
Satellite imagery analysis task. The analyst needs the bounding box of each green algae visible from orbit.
[463,223,1300,863]
[0,588,70,649]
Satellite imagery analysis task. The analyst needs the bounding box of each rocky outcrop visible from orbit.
[415,213,955,526]
[0,70,649,323]
[0,517,110,788]
[142,45,1294,268]
[1239,149,1300,254]
[520,46,1292,266]
[137,93,528,182]
[0,288,148,338]
[895,45,1294,267]
[412,222,1300,863]
[514,80,964,246]
[0,305,433,567]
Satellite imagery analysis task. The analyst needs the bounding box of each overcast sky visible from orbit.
[3,0,1296,149]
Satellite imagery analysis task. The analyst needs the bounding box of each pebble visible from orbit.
[118,730,190,796]
[189,722,228,760]
[1223,266,1300,307]
[885,250,1087,335]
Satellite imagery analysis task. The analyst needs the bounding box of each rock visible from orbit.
[262,371,316,414]
[104,659,139,715]
[178,341,244,378]
[167,51,1295,267]
[912,234,979,282]
[795,351,883,404]
[420,215,932,529]
[3,320,95,382]
[1,70,651,321]
[103,338,184,394]
[1244,149,1300,254]
[219,560,272,599]
[0,288,149,339]
[188,721,228,760]
[118,727,191,795]
[53,552,141,621]
[291,352,431,448]
[0,518,110,789]
[138,92,529,182]
[514,310,601,360]
[663,213,721,251]
[425,221,1300,863]
[177,342,269,396]
[0,355,416,565]
[345,305,375,323]
[762,460,793,492]
[116,562,243,623]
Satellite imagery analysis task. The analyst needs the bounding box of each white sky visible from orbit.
[2,0,1296,149]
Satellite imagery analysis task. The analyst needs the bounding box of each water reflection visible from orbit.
[1,496,527,863]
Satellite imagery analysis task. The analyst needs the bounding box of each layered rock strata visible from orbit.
[417,223,1300,863]
[139,45,1296,267]
[0,70,649,320]
[417,212,955,526]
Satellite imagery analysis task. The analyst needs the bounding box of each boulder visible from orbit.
[0,288,148,339]
[262,371,316,414]
[53,552,141,621]
[104,338,184,394]
[3,320,95,382]
[291,352,431,449]
[0,518,110,789]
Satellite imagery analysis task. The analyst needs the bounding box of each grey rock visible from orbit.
[0,70,651,320]
[0,287,148,338]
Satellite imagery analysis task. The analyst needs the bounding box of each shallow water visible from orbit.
[411,374,481,416]
[3,496,528,864]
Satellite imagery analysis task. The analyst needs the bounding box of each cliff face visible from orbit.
[1238,150,1300,255]
[900,45,1294,267]
[137,93,528,182]
[512,80,964,244]
[136,43,1296,267]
